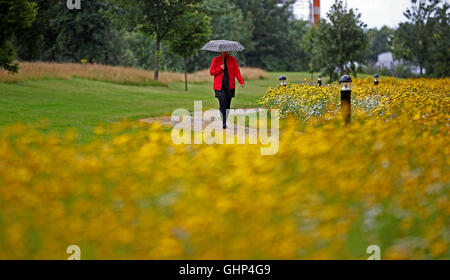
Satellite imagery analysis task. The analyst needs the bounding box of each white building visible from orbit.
[376,51,424,75]
[376,52,398,69]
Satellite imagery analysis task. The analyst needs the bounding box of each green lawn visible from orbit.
[0,72,323,141]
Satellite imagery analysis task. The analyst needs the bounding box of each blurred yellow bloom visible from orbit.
[0,78,448,259]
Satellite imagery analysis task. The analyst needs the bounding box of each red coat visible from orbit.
[209,55,245,90]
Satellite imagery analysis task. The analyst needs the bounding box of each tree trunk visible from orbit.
[184,57,188,92]
[420,65,423,77]
[154,36,161,81]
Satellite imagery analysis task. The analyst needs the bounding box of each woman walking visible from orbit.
[209,51,245,129]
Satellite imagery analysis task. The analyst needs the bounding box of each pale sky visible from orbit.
[294,0,414,29]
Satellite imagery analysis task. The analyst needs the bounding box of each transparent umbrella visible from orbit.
[200,40,245,52]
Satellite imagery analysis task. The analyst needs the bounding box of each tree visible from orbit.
[0,0,37,73]
[427,3,450,77]
[13,0,58,61]
[312,19,342,81]
[49,1,127,64]
[14,0,131,66]
[326,0,368,76]
[168,11,211,91]
[112,0,203,80]
[285,19,311,72]
[304,1,368,79]
[303,24,323,74]
[230,0,301,71]
[306,0,368,80]
[392,0,441,76]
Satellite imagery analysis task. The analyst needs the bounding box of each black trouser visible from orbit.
[215,88,235,126]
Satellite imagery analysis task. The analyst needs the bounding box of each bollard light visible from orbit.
[318,74,322,87]
[340,75,352,91]
[374,74,379,86]
[339,75,352,126]
[279,75,287,86]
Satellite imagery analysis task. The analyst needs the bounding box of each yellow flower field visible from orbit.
[0,78,448,259]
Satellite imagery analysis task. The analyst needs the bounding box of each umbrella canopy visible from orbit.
[200,40,245,52]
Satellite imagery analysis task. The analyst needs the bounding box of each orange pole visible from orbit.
[313,0,320,26]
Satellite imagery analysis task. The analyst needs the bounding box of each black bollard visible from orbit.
[339,75,352,126]
[279,75,287,87]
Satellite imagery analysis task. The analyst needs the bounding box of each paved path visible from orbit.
[140,108,278,137]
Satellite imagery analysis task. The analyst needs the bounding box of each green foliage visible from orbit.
[168,11,211,90]
[393,62,420,78]
[303,1,368,80]
[284,20,311,72]
[325,0,368,76]
[122,32,156,70]
[11,0,448,79]
[230,0,310,71]
[111,0,204,80]
[362,64,394,77]
[392,0,447,77]
[113,0,202,40]
[0,0,37,73]
[366,26,394,63]
[302,26,322,73]
[14,0,131,65]
[7,0,318,74]
[362,62,423,79]
[392,23,417,64]
[50,1,126,64]
[13,0,58,61]
[118,31,198,72]
[303,2,366,79]
[426,2,450,77]
[0,41,19,73]
[169,12,211,60]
